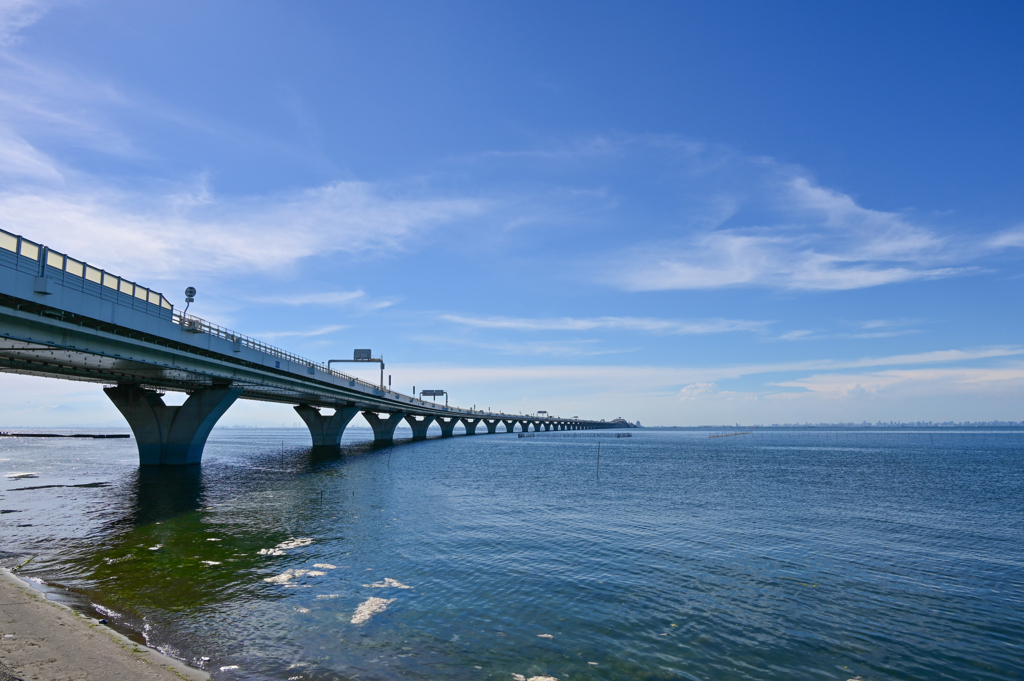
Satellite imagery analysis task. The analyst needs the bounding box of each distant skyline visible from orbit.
[1,1,1023,427]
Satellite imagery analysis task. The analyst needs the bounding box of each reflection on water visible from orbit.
[1,427,1023,681]
[128,465,206,526]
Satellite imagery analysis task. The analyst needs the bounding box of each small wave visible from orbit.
[5,472,38,479]
[312,563,336,569]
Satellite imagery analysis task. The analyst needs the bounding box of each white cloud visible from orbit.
[255,324,346,340]
[679,383,717,399]
[250,290,392,307]
[440,314,769,335]
[0,182,486,281]
[987,225,1024,249]
[590,141,980,292]
[0,125,62,179]
[0,0,49,46]
[773,366,1024,398]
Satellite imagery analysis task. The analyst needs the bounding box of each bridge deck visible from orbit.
[0,228,631,463]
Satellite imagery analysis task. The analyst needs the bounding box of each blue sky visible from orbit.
[1,0,1023,427]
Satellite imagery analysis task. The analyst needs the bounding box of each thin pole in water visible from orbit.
[596,442,601,479]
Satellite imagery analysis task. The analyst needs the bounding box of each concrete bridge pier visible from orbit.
[404,414,435,440]
[502,419,518,433]
[461,417,481,435]
[483,419,500,434]
[104,384,242,465]
[362,411,407,444]
[294,404,360,448]
[435,416,460,437]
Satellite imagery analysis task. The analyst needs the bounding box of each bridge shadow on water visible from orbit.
[126,465,206,527]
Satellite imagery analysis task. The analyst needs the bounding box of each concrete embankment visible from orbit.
[0,568,207,681]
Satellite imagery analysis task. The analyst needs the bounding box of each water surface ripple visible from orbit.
[1,427,1022,680]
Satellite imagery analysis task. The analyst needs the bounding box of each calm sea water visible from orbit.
[1,427,1022,681]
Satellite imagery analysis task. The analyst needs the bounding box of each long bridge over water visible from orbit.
[0,229,632,465]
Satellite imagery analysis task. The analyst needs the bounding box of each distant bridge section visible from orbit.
[0,229,632,465]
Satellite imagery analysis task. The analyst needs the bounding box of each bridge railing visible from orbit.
[1,228,173,320]
[170,313,579,419]
[174,311,391,394]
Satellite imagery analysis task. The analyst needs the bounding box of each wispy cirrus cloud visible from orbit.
[440,314,770,335]
[0,181,486,281]
[606,172,968,292]
[253,324,346,340]
[0,0,50,46]
[773,366,1024,398]
[413,334,631,357]
[250,289,395,309]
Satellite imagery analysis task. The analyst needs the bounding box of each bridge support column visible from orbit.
[404,414,435,440]
[543,423,551,431]
[502,419,518,433]
[483,419,500,434]
[104,384,242,465]
[461,418,481,435]
[436,416,460,437]
[362,411,407,444]
[295,405,360,448]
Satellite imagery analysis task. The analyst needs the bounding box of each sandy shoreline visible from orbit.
[0,567,208,681]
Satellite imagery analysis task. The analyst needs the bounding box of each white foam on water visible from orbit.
[206,538,221,541]
[258,537,315,557]
[362,577,412,589]
[202,561,221,566]
[220,665,239,670]
[257,548,286,556]
[306,570,326,576]
[148,544,163,551]
[313,563,336,569]
[351,597,395,624]
[316,594,338,599]
[263,568,310,584]
[5,472,38,479]
[536,634,554,638]
[293,606,310,613]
